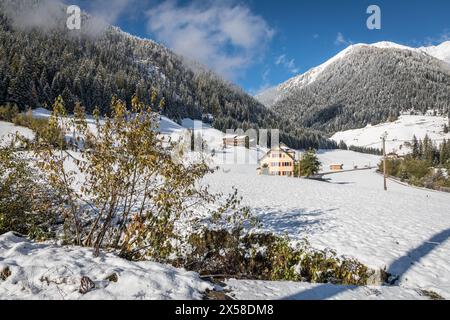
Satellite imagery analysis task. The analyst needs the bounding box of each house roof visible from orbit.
[259,146,296,162]
[223,135,247,139]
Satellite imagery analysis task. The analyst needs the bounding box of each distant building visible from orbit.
[202,113,214,124]
[223,135,249,148]
[387,152,403,159]
[329,164,344,171]
[258,144,296,177]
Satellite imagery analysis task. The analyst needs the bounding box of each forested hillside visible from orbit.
[262,45,450,133]
[0,0,336,149]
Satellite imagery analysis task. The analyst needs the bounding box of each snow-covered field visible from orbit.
[202,150,450,299]
[0,121,34,146]
[1,116,450,300]
[331,115,450,154]
[226,279,428,300]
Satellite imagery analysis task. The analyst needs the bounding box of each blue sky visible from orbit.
[72,0,450,94]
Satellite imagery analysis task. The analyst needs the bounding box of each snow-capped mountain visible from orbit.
[420,41,450,65]
[255,41,450,134]
[256,41,450,108]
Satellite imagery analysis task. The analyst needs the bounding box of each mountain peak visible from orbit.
[369,41,414,50]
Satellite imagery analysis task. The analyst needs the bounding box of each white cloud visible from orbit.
[87,0,136,26]
[0,0,137,36]
[262,68,270,82]
[145,0,274,79]
[408,30,450,48]
[334,32,352,46]
[1,0,66,30]
[275,54,299,74]
[79,0,138,36]
[422,29,450,46]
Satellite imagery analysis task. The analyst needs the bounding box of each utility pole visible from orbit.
[381,132,388,191]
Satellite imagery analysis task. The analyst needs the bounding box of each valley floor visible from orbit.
[1,117,449,300]
[202,149,450,299]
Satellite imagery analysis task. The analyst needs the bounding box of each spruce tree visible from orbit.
[300,149,321,177]
[412,135,420,159]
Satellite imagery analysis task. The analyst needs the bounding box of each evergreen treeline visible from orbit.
[270,46,450,133]
[337,140,383,155]
[381,135,450,190]
[348,145,383,156]
[409,135,450,167]
[0,2,336,149]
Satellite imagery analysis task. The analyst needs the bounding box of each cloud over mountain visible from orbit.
[146,0,274,79]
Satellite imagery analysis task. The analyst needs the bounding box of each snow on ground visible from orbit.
[317,149,380,171]
[331,115,450,154]
[225,279,428,300]
[0,232,211,300]
[2,115,450,300]
[203,149,450,299]
[180,118,225,151]
[0,121,34,146]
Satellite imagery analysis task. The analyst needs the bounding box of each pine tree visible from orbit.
[412,135,420,159]
[338,140,348,150]
[299,149,321,177]
[440,140,449,166]
[7,56,33,108]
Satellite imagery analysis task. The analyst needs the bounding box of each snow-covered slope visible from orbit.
[0,121,34,146]
[1,108,227,150]
[2,113,450,300]
[331,114,450,154]
[256,44,359,107]
[0,232,211,300]
[256,41,450,107]
[420,41,450,65]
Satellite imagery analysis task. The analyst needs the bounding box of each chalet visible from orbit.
[329,164,344,171]
[258,144,297,177]
[223,135,249,148]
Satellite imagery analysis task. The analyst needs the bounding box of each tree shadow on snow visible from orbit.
[387,228,450,283]
[254,207,337,236]
[281,228,450,300]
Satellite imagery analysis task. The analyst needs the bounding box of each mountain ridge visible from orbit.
[256,41,450,108]
[255,41,450,134]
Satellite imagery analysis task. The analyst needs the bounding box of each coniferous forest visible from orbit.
[267,46,450,133]
[0,1,336,149]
